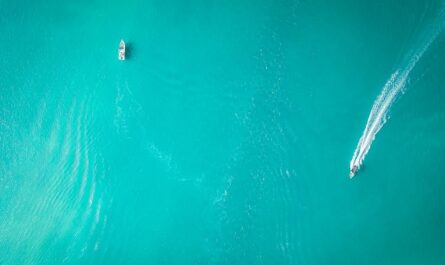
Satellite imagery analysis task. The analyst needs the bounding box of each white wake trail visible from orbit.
[349,8,445,177]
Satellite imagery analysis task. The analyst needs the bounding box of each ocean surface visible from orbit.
[1,0,445,264]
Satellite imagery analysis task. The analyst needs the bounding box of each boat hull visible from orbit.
[118,40,126,60]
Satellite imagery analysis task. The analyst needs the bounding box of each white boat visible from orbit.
[118,40,125,60]
[349,165,359,178]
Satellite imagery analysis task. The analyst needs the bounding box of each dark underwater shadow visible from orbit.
[125,42,133,60]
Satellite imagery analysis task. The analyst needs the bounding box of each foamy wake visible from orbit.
[349,7,445,177]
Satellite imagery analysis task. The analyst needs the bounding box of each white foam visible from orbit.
[350,9,445,177]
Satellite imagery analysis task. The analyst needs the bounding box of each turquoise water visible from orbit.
[1,0,445,264]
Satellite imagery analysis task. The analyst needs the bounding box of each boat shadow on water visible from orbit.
[125,42,133,60]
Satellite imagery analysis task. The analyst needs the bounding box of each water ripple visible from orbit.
[0,91,111,264]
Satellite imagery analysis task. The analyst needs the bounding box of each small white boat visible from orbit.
[349,165,359,178]
[118,40,125,60]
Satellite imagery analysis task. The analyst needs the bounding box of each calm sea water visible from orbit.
[1,0,445,264]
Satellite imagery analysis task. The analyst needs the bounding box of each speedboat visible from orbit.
[118,40,125,60]
[349,165,359,178]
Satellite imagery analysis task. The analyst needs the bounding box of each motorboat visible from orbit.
[118,40,125,60]
[349,165,359,178]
